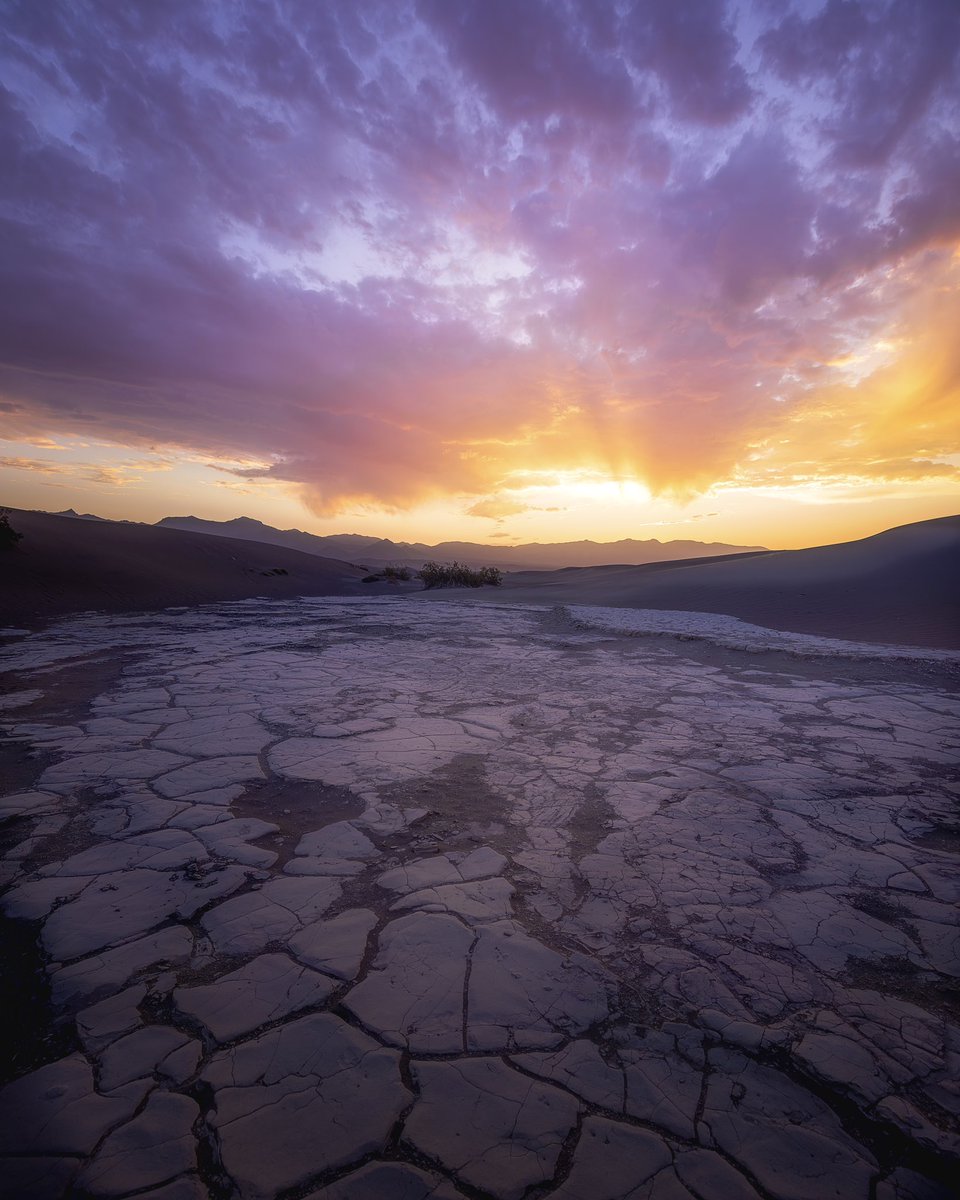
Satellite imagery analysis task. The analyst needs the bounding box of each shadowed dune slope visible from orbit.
[3,509,957,648]
[473,516,960,650]
[0,508,370,628]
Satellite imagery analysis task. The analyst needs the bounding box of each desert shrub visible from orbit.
[364,564,412,583]
[0,510,22,551]
[383,564,412,581]
[418,561,451,588]
[418,561,503,588]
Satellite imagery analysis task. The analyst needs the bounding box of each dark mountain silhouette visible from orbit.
[155,515,766,570]
[51,508,109,521]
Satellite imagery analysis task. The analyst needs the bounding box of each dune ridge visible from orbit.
[2,508,957,650]
[473,515,960,650]
[0,507,369,628]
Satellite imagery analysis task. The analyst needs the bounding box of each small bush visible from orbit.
[478,565,504,587]
[363,564,413,583]
[0,510,22,551]
[418,561,503,589]
[383,564,412,581]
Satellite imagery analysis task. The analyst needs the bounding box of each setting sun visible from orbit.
[1,1,958,548]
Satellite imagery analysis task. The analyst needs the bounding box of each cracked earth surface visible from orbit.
[0,596,957,1200]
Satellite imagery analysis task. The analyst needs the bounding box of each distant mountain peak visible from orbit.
[155,514,766,570]
[52,508,107,521]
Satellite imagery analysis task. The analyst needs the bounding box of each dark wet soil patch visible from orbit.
[233,777,364,838]
[763,1039,960,1193]
[345,622,424,641]
[0,812,35,859]
[908,823,960,852]
[0,915,78,1083]
[566,786,617,860]
[0,649,142,723]
[380,754,514,855]
[844,956,960,1023]
[846,889,909,924]
[18,800,102,874]
[0,734,52,795]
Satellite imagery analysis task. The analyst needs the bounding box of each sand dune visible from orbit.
[476,515,960,649]
[3,508,957,649]
[0,508,369,628]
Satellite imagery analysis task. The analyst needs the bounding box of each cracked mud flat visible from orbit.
[0,596,957,1200]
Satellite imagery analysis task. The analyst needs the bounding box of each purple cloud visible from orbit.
[761,0,959,168]
[622,0,753,125]
[1,0,958,512]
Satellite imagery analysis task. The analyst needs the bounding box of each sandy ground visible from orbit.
[0,596,957,1199]
[4,509,957,650]
[449,516,960,651]
[0,508,371,628]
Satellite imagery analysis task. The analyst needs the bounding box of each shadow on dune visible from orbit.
[0,508,370,628]
[431,516,960,651]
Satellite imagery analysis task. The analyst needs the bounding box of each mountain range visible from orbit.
[7,507,957,649]
[155,515,767,571]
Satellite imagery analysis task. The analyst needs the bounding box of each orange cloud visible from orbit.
[738,256,960,489]
[0,456,71,474]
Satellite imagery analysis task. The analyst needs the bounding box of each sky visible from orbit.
[1,0,959,550]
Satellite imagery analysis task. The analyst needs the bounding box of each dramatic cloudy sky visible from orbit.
[1,0,959,546]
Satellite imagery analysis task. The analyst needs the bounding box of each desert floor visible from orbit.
[0,597,958,1200]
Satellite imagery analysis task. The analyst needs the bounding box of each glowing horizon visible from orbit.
[1,1,958,550]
